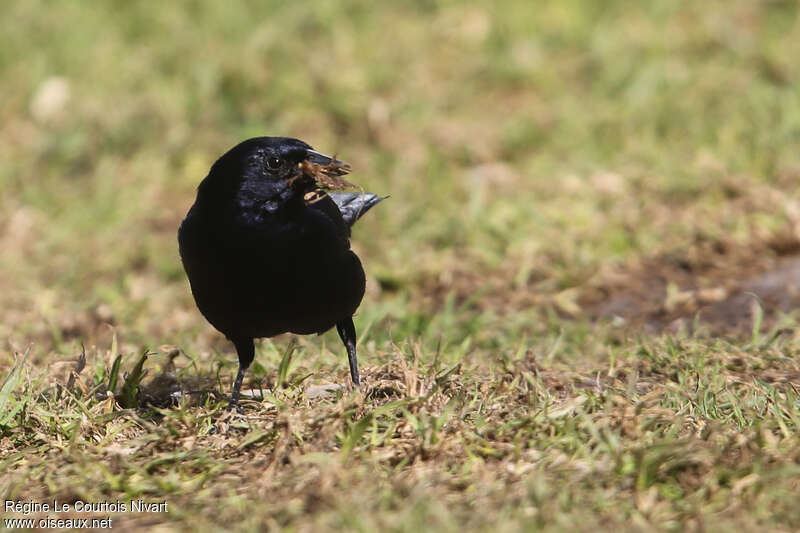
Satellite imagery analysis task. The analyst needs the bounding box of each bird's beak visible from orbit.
[304,150,351,175]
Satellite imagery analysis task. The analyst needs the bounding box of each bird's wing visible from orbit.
[327,192,385,227]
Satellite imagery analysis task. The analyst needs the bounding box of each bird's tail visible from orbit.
[328,192,386,227]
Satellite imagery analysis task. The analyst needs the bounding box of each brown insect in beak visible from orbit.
[296,158,357,190]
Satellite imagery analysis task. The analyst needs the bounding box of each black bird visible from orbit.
[178,137,383,407]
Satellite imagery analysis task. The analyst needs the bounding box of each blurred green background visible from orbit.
[4,0,799,363]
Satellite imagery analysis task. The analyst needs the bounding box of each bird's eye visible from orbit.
[266,157,282,170]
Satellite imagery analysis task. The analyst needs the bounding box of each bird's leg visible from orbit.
[229,365,247,410]
[230,337,255,410]
[336,318,360,386]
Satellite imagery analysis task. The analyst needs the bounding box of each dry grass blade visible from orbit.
[65,345,87,392]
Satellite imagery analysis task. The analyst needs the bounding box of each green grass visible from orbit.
[2,0,800,531]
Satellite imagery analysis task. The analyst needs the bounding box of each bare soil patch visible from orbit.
[581,234,800,335]
[418,231,800,338]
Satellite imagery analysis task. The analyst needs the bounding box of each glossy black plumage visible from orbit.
[178,137,382,406]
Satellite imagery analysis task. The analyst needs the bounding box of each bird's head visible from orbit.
[199,137,351,214]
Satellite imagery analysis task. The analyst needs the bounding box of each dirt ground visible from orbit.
[581,233,800,336]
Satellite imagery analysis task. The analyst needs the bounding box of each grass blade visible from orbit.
[107,354,123,394]
[119,351,149,408]
[0,356,26,423]
[278,339,298,388]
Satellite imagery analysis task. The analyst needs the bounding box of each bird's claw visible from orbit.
[227,402,244,415]
[206,405,247,435]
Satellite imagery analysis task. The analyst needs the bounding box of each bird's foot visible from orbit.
[207,404,248,435]
[227,401,244,415]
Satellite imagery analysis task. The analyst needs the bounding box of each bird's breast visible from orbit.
[179,205,365,339]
